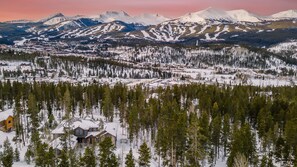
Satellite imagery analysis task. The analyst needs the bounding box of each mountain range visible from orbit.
[0,8,296,47]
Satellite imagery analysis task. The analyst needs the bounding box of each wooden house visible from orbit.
[0,109,14,132]
[96,130,116,145]
[51,117,117,151]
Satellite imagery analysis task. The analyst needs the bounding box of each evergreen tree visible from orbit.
[125,149,135,167]
[58,150,69,167]
[28,93,40,153]
[82,147,96,167]
[0,138,14,167]
[46,147,56,167]
[99,137,118,167]
[222,114,230,157]
[13,148,20,162]
[186,114,206,167]
[210,115,222,161]
[24,148,33,164]
[102,86,113,122]
[69,149,79,167]
[78,152,85,166]
[228,124,257,167]
[63,87,71,119]
[35,142,48,167]
[138,142,151,167]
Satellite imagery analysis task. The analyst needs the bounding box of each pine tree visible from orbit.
[138,142,151,167]
[186,114,206,167]
[46,147,55,167]
[24,148,33,164]
[35,142,48,167]
[13,148,20,162]
[125,149,135,167]
[82,147,96,167]
[222,114,230,157]
[0,138,14,167]
[227,124,257,167]
[63,87,71,119]
[58,150,69,167]
[69,149,79,167]
[99,137,118,167]
[28,93,40,153]
[78,152,85,166]
[102,86,113,122]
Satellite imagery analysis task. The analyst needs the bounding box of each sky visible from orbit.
[0,0,296,21]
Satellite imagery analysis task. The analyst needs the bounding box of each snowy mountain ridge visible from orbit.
[0,8,297,46]
[33,8,297,27]
[36,11,170,26]
[175,8,270,23]
[93,11,170,26]
[272,10,297,19]
[38,13,67,25]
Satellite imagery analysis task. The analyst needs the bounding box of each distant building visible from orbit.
[0,109,14,132]
[51,117,116,152]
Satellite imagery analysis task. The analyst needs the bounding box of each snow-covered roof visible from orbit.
[104,122,117,137]
[52,117,99,134]
[86,131,101,138]
[50,135,77,150]
[0,109,13,121]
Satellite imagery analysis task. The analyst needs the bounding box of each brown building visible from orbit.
[0,109,14,132]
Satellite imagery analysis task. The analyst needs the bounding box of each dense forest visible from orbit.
[0,81,296,166]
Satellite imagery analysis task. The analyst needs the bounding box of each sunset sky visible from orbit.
[0,0,296,21]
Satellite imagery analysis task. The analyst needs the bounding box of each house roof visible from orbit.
[104,122,117,137]
[52,117,99,134]
[86,131,101,138]
[0,109,13,121]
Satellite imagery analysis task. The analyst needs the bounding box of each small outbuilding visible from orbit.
[0,109,14,132]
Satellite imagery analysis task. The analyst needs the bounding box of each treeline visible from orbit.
[109,46,297,76]
[0,50,173,79]
[1,81,297,166]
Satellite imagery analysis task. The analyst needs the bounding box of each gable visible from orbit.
[6,116,13,121]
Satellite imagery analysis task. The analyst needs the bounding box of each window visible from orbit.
[76,128,83,136]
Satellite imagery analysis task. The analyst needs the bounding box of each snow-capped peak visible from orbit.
[176,7,265,23]
[133,13,170,25]
[39,13,64,22]
[227,9,264,22]
[39,13,67,25]
[177,7,233,23]
[272,10,297,19]
[93,11,169,25]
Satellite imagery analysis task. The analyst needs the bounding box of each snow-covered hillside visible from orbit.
[39,13,67,25]
[269,40,297,59]
[133,13,170,25]
[176,8,234,23]
[272,10,297,19]
[227,9,265,22]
